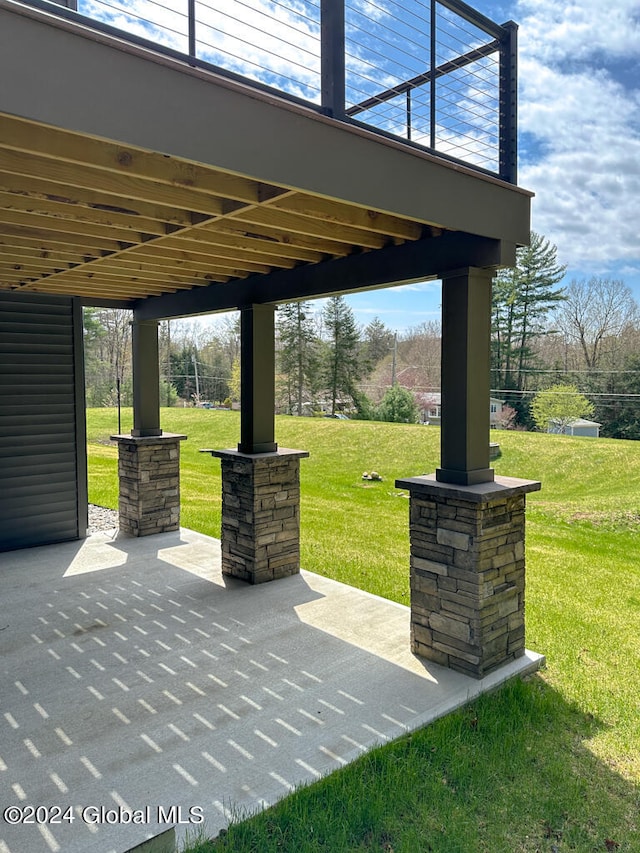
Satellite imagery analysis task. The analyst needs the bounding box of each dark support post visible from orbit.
[239,304,277,454]
[499,20,518,184]
[113,316,186,536]
[321,0,345,119]
[132,318,161,438]
[437,267,494,486]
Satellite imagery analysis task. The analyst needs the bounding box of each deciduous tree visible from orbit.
[377,384,419,423]
[531,384,594,433]
[554,277,638,371]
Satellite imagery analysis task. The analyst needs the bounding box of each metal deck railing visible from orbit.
[28,0,518,182]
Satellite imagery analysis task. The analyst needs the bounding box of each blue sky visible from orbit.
[79,0,640,334]
[343,0,640,332]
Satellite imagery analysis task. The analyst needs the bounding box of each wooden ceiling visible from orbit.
[0,113,437,305]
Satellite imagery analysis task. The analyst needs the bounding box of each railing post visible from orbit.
[499,20,518,183]
[321,0,345,118]
[430,0,437,151]
[188,0,196,58]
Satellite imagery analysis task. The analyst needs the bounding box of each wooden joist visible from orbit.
[0,112,430,300]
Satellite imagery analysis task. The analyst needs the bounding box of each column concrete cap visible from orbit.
[395,472,541,502]
[111,433,187,444]
[201,447,309,460]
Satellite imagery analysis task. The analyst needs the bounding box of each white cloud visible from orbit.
[517,0,640,63]
[81,0,322,100]
[514,0,640,279]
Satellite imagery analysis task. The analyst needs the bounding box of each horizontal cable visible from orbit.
[86,0,188,44]
[195,13,321,66]
[197,0,320,48]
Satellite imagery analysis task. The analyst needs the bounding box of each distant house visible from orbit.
[549,418,601,437]
[420,394,505,427]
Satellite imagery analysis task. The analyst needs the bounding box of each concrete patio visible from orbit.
[0,528,543,853]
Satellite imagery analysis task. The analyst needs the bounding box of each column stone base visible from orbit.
[395,473,541,679]
[204,448,309,584]
[111,433,187,536]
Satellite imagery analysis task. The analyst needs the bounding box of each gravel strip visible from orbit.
[88,504,118,533]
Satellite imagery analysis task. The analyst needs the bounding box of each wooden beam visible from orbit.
[270,195,424,240]
[39,270,222,289]
[130,241,297,270]
[200,220,351,258]
[164,227,326,263]
[0,150,226,215]
[0,244,92,266]
[0,234,103,258]
[0,222,123,252]
[0,170,196,227]
[0,190,169,236]
[229,206,388,249]
[103,252,271,277]
[0,114,264,203]
[0,208,147,243]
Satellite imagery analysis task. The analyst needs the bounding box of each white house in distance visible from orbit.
[421,394,507,428]
[548,418,602,437]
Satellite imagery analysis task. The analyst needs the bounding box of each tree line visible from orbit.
[82,299,429,423]
[82,231,640,439]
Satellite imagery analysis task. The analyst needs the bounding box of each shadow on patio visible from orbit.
[0,529,542,853]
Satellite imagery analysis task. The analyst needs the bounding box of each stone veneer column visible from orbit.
[395,473,541,678]
[111,433,187,536]
[203,448,308,584]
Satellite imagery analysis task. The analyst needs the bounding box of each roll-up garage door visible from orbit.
[0,292,87,551]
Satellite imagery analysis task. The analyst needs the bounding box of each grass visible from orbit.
[86,409,640,851]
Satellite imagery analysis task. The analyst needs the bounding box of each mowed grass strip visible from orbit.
[86,410,640,851]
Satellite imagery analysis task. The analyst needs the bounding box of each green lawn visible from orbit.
[86,410,640,851]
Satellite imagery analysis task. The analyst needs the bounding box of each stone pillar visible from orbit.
[202,448,308,584]
[395,474,541,678]
[111,433,187,536]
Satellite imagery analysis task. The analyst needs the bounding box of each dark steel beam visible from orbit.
[239,305,277,454]
[133,233,511,322]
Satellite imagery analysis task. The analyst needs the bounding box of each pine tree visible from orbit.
[361,316,394,373]
[322,296,361,415]
[277,302,320,415]
[492,231,566,393]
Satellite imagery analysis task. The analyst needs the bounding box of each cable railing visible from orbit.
[32,0,518,182]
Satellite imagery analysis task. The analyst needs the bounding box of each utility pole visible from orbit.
[192,352,200,402]
[166,320,172,407]
[391,331,398,386]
